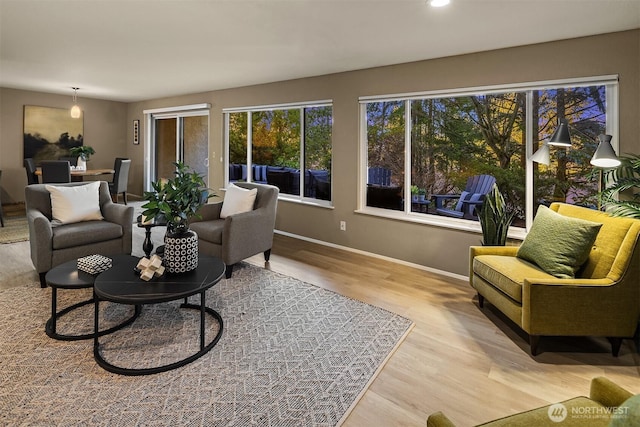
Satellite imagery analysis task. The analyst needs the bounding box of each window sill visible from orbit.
[278,195,334,209]
[355,207,526,240]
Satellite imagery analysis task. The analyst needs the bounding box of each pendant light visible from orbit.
[547,119,572,147]
[70,87,81,118]
[590,134,621,168]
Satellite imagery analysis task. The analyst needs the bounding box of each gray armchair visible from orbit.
[190,182,279,278]
[25,181,133,287]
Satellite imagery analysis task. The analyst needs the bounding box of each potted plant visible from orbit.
[142,162,213,273]
[410,185,419,202]
[69,145,95,170]
[599,153,640,218]
[418,188,427,202]
[478,184,515,246]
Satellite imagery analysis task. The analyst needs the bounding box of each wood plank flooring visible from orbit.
[245,234,640,426]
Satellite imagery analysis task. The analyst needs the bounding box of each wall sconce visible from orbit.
[70,87,81,119]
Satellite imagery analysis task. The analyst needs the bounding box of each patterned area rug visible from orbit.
[0,215,28,244]
[0,263,413,426]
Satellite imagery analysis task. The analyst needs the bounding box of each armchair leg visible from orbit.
[122,192,127,205]
[477,293,484,308]
[608,337,622,357]
[264,249,271,262]
[225,264,234,279]
[39,272,47,288]
[530,335,540,356]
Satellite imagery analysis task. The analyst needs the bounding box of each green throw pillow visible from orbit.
[517,205,602,279]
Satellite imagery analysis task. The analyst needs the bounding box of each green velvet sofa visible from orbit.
[427,376,638,427]
[470,202,640,356]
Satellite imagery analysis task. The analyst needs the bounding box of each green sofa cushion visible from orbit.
[517,205,602,279]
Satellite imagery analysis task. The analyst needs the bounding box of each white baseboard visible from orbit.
[274,230,468,282]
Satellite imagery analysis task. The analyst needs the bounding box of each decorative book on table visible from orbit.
[77,255,112,275]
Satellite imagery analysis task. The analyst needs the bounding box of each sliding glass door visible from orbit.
[150,110,210,187]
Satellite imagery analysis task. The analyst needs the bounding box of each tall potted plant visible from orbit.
[142,162,212,273]
[478,184,515,246]
[69,145,95,170]
[599,154,640,218]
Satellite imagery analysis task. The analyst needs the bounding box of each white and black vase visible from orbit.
[163,228,199,274]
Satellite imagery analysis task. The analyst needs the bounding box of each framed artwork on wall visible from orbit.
[23,105,84,164]
[133,119,140,145]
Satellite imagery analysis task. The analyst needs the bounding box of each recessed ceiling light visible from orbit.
[430,0,450,7]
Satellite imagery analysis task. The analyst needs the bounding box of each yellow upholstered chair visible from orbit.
[427,377,638,427]
[470,202,640,356]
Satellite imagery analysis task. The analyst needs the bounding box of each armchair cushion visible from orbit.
[46,181,103,225]
[220,183,257,219]
[517,205,602,278]
[52,220,123,250]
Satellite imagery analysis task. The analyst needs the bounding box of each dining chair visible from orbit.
[58,156,78,167]
[41,160,71,184]
[24,158,39,185]
[109,158,131,204]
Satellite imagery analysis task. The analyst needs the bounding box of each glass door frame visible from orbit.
[143,103,211,191]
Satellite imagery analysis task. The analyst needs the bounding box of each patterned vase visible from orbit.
[163,229,199,274]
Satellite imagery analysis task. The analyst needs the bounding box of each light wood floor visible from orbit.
[245,234,640,426]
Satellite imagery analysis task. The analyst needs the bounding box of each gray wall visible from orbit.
[0,88,128,202]
[2,30,638,277]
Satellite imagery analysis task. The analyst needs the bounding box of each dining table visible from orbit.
[35,168,115,181]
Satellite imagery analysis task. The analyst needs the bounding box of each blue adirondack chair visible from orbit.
[434,174,496,220]
[368,167,392,186]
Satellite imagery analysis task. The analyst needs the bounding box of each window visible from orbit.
[225,102,332,204]
[360,77,618,233]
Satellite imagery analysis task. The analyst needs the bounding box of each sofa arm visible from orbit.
[426,412,457,427]
[102,202,133,226]
[590,377,634,408]
[222,207,274,265]
[521,276,638,335]
[469,245,519,283]
[102,202,134,254]
[191,202,223,223]
[27,209,54,273]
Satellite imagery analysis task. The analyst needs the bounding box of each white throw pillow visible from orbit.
[220,183,257,219]
[46,181,104,225]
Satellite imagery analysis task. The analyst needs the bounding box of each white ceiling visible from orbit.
[1,0,639,103]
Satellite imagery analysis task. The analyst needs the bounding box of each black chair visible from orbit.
[109,158,131,204]
[41,161,71,184]
[58,156,78,167]
[0,170,4,227]
[24,158,39,185]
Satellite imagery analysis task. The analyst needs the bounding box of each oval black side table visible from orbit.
[45,259,140,341]
[93,254,226,376]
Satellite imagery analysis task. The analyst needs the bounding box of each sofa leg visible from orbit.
[225,264,234,279]
[530,335,540,356]
[122,192,127,205]
[608,337,622,357]
[477,293,484,308]
[264,249,271,262]
[39,272,47,288]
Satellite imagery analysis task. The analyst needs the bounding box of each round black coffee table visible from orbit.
[93,254,226,376]
[45,259,140,341]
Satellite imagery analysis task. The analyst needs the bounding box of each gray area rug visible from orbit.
[0,262,413,426]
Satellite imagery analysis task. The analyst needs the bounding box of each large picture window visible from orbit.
[225,102,332,204]
[361,77,618,233]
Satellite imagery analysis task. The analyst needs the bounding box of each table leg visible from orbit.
[142,226,154,258]
[50,287,57,336]
[93,293,99,351]
[200,291,205,350]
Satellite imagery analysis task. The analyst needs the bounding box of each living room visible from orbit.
[1,1,640,426]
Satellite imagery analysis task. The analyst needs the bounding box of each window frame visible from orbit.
[358,75,619,239]
[223,100,333,208]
